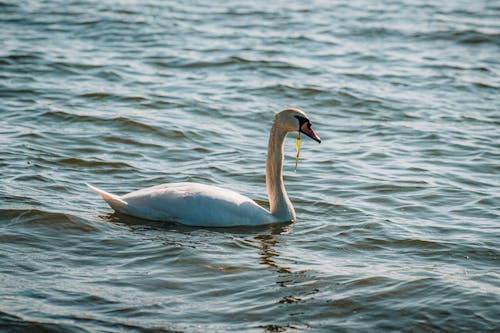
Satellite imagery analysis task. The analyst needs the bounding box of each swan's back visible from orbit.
[118,183,273,227]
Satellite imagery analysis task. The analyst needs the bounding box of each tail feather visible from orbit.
[86,183,128,211]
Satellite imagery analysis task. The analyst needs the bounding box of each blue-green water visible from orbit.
[1,1,499,332]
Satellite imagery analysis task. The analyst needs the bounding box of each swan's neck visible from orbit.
[266,121,296,222]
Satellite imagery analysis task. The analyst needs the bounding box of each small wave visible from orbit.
[229,56,304,70]
[348,26,403,38]
[109,116,187,139]
[0,311,85,333]
[11,173,52,183]
[15,131,45,139]
[52,60,104,73]
[151,56,304,70]
[109,116,169,136]
[357,183,426,194]
[37,110,177,139]
[422,63,491,72]
[0,209,100,233]
[350,236,448,252]
[5,53,40,61]
[253,84,327,98]
[345,276,394,288]
[415,29,500,45]
[38,109,100,123]
[103,135,162,148]
[454,30,500,45]
[1,87,37,97]
[56,157,133,168]
[78,92,147,102]
[79,92,114,99]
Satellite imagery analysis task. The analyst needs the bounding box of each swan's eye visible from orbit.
[294,115,309,129]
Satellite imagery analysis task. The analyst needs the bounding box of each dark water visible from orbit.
[1,0,499,332]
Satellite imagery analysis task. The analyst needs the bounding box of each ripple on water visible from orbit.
[1,0,499,332]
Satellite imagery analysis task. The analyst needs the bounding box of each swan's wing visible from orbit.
[86,183,166,221]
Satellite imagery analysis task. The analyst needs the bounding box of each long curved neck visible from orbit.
[266,121,296,221]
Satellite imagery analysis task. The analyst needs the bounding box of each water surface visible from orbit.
[1,0,499,332]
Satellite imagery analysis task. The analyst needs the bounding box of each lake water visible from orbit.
[1,0,499,332]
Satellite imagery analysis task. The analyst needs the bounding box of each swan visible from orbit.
[87,108,321,227]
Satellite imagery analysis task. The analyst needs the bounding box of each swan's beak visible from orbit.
[300,122,321,143]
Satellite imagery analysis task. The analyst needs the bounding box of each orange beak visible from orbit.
[300,122,321,143]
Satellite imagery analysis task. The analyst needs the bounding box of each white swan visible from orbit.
[87,108,321,227]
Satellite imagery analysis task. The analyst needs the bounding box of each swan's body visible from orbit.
[88,108,320,227]
[88,182,274,227]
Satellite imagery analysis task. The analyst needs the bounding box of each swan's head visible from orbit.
[275,108,321,143]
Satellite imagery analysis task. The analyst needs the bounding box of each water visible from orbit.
[1,0,499,331]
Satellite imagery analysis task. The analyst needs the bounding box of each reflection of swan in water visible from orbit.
[105,209,292,270]
[88,108,320,227]
[102,211,294,250]
[255,226,320,307]
[255,225,292,274]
